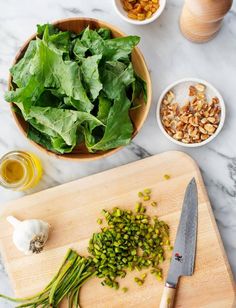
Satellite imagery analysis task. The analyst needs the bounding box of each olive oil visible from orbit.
[0,151,42,190]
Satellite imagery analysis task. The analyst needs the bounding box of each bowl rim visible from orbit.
[113,0,166,25]
[8,17,152,161]
[156,77,226,148]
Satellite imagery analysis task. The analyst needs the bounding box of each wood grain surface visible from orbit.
[0,151,235,307]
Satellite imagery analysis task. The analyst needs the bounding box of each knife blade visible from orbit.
[159,177,198,308]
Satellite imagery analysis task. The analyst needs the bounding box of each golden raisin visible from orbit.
[137,13,145,20]
[128,12,138,19]
[124,0,159,21]
[146,10,153,18]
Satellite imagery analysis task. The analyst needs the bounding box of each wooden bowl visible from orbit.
[9,17,152,161]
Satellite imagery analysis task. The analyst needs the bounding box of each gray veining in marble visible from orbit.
[0,0,235,306]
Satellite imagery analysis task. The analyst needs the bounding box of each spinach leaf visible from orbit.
[81,54,102,101]
[134,74,147,102]
[6,35,91,112]
[85,91,133,151]
[10,40,37,87]
[73,38,88,59]
[97,28,111,40]
[63,97,93,112]
[80,27,140,62]
[34,90,62,108]
[31,38,91,106]
[28,117,58,138]
[101,62,135,100]
[27,106,103,147]
[97,95,112,125]
[130,74,148,103]
[51,136,75,153]
[81,27,105,55]
[37,24,58,36]
[103,36,140,61]
[28,126,74,154]
[44,30,71,55]
[28,126,56,152]
[5,77,44,112]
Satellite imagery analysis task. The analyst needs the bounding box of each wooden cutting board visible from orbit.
[0,151,235,307]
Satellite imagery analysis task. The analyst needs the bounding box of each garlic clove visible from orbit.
[6,216,21,227]
[7,216,50,255]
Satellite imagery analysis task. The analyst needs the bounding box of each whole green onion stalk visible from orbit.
[0,249,95,308]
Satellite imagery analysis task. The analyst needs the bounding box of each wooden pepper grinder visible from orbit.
[180,0,233,43]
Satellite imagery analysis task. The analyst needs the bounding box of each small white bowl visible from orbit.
[156,78,226,147]
[113,0,166,25]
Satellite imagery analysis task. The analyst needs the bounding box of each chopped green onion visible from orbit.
[143,195,150,201]
[163,174,170,180]
[97,218,103,225]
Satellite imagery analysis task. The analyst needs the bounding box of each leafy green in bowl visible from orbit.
[5,18,151,160]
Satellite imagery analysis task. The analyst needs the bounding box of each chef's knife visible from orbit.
[159,177,198,308]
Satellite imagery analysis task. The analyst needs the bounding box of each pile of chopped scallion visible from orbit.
[0,189,171,307]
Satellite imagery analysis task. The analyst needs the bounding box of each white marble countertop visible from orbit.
[0,0,235,306]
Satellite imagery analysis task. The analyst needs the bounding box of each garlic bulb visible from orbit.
[7,216,50,255]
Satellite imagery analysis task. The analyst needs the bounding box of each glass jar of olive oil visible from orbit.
[0,151,42,191]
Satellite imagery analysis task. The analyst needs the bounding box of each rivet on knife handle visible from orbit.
[159,283,176,308]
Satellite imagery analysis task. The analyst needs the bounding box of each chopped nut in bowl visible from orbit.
[156,78,225,147]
